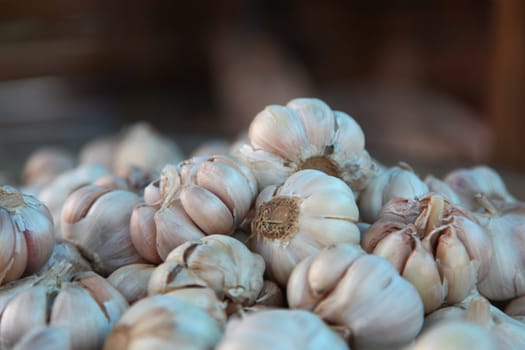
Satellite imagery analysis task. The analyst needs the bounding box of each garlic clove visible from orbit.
[330,111,365,158]
[108,263,155,304]
[12,326,72,350]
[165,287,227,326]
[371,229,413,272]
[237,144,292,189]
[147,260,208,295]
[130,203,162,263]
[180,184,234,234]
[0,210,16,283]
[144,179,161,205]
[3,231,28,284]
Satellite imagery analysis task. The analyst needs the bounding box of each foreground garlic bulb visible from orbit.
[148,235,265,309]
[11,326,72,350]
[287,244,424,349]
[0,267,128,350]
[0,186,54,285]
[130,155,258,262]
[238,97,378,193]
[61,184,145,276]
[250,169,360,286]
[357,164,429,223]
[362,193,492,313]
[104,294,222,350]
[444,165,515,211]
[216,309,349,350]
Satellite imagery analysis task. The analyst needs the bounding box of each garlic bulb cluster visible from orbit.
[148,235,265,309]
[238,97,378,193]
[107,263,156,304]
[250,169,360,286]
[0,267,128,350]
[61,184,145,276]
[21,146,75,189]
[216,309,349,350]
[130,155,257,262]
[358,164,429,223]
[0,186,55,285]
[362,193,492,313]
[104,294,222,350]
[287,243,424,349]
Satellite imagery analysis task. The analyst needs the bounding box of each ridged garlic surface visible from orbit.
[287,244,424,350]
[107,263,155,304]
[238,98,378,193]
[362,194,492,313]
[148,235,265,309]
[250,169,360,286]
[216,309,349,350]
[358,165,429,223]
[130,155,258,262]
[0,186,55,285]
[103,294,222,350]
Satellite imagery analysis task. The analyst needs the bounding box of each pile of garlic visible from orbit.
[1,99,524,349]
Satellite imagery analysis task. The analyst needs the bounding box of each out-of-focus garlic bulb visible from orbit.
[94,165,156,193]
[357,164,429,223]
[21,146,75,188]
[107,263,155,304]
[130,155,258,262]
[148,235,265,310]
[12,326,72,350]
[250,169,360,286]
[0,186,55,285]
[424,292,525,350]
[103,294,222,350]
[190,139,232,157]
[444,165,515,211]
[362,194,492,313]
[113,122,184,173]
[237,98,378,194]
[61,184,145,276]
[287,244,424,350]
[216,309,349,350]
[38,163,110,237]
[0,266,128,350]
[424,174,461,204]
[411,320,499,350]
[78,134,118,169]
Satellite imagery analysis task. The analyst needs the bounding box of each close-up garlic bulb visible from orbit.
[103,294,222,350]
[287,243,424,349]
[216,309,349,350]
[362,193,492,313]
[130,155,258,262]
[250,169,360,286]
[0,186,55,285]
[237,97,378,193]
[148,234,265,310]
[61,184,145,276]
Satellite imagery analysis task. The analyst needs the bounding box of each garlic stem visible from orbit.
[475,193,500,216]
[0,186,24,210]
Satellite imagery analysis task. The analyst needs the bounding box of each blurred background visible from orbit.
[0,0,524,193]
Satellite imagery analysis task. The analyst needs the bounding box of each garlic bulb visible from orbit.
[148,235,265,309]
[505,295,525,322]
[0,267,128,350]
[12,326,72,350]
[21,146,75,188]
[362,194,492,313]
[216,309,349,350]
[107,263,155,304]
[38,163,110,236]
[358,164,429,223]
[287,243,424,350]
[130,155,258,261]
[424,292,525,350]
[0,186,55,285]
[103,294,222,350]
[93,165,155,192]
[78,134,118,169]
[165,287,227,326]
[61,184,145,276]
[250,169,360,286]
[444,165,515,211]
[190,139,232,157]
[424,174,461,204]
[238,97,378,193]
[37,240,92,275]
[411,320,499,350]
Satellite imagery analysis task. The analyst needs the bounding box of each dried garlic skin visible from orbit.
[216,309,349,350]
[61,184,145,276]
[238,97,378,194]
[362,193,492,313]
[287,243,424,350]
[250,169,360,286]
[104,294,222,350]
[0,186,55,285]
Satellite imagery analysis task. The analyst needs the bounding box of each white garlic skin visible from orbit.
[216,309,349,350]
[12,326,72,350]
[251,169,360,286]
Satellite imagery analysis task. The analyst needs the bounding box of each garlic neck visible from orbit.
[475,193,500,217]
[0,186,25,211]
[251,196,300,242]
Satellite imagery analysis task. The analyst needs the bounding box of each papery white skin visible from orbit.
[287,244,424,350]
[424,174,461,204]
[12,326,72,350]
[103,295,222,350]
[238,98,377,193]
[251,169,360,286]
[216,309,349,350]
[165,287,227,326]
